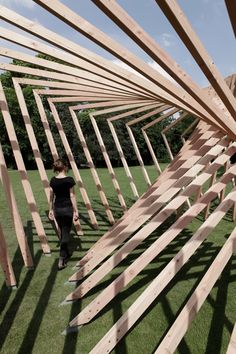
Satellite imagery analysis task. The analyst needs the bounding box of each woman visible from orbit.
[48,159,79,270]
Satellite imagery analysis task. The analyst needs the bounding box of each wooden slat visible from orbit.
[0,82,50,254]
[69,128,223,279]
[0,6,162,99]
[33,90,83,235]
[156,224,236,353]
[87,176,236,353]
[92,0,236,134]
[89,112,127,211]
[65,140,234,302]
[107,103,161,198]
[227,321,236,354]
[33,1,234,132]
[155,0,236,119]
[225,0,236,38]
[76,122,212,267]
[48,100,98,228]
[0,26,154,98]
[69,108,115,224]
[161,112,189,160]
[0,143,33,267]
[0,222,16,287]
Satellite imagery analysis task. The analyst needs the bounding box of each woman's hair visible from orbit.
[53,158,69,173]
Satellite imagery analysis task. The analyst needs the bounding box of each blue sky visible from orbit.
[0,0,235,87]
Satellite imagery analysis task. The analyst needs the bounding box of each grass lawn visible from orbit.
[0,164,236,354]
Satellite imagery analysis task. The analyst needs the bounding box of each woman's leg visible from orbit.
[55,208,73,268]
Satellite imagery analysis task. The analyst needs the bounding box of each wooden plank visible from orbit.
[89,113,127,211]
[92,0,236,135]
[87,178,236,354]
[16,77,135,96]
[155,0,236,119]
[225,0,236,38]
[227,321,236,354]
[33,90,83,235]
[125,105,171,186]
[161,112,189,160]
[126,124,152,186]
[76,122,213,266]
[0,47,146,99]
[0,143,33,267]
[142,128,162,174]
[69,128,223,279]
[107,103,161,198]
[69,108,115,224]
[34,89,132,99]
[66,138,231,301]
[0,6,163,99]
[0,26,155,98]
[66,140,234,301]
[181,118,199,144]
[156,224,236,353]
[48,101,98,228]
[0,82,50,254]
[0,222,16,287]
[13,80,51,201]
[33,0,234,133]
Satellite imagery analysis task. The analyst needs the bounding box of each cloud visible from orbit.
[111,59,143,77]
[111,59,176,84]
[0,0,35,9]
[147,61,176,83]
[161,33,175,47]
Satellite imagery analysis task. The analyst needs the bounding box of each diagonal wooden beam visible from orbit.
[87,174,236,354]
[0,222,16,287]
[155,0,236,119]
[33,0,235,132]
[70,128,223,279]
[225,0,236,38]
[65,140,234,302]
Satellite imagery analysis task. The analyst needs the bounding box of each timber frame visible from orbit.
[0,1,236,353]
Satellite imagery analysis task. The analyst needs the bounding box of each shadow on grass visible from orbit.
[0,246,23,317]
[205,257,234,354]
[17,259,58,354]
[0,250,42,350]
[79,218,225,354]
[62,298,81,354]
[0,219,35,320]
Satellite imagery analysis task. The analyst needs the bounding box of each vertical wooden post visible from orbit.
[0,143,33,267]
[0,222,17,287]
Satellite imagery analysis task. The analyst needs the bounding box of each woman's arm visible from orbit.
[70,187,79,221]
[48,187,54,220]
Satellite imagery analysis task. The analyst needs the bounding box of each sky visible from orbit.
[0,0,235,88]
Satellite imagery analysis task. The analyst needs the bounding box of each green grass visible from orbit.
[0,164,236,354]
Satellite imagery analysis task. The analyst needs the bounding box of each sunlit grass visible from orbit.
[0,164,236,354]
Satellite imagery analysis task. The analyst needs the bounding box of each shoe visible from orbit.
[58,258,67,270]
[64,253,72,265]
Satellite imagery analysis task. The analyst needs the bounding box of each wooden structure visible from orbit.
[0,1,236,353]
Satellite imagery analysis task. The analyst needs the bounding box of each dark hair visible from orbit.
[53,158,69,173]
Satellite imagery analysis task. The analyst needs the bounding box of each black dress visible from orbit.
[50,176,76,260]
